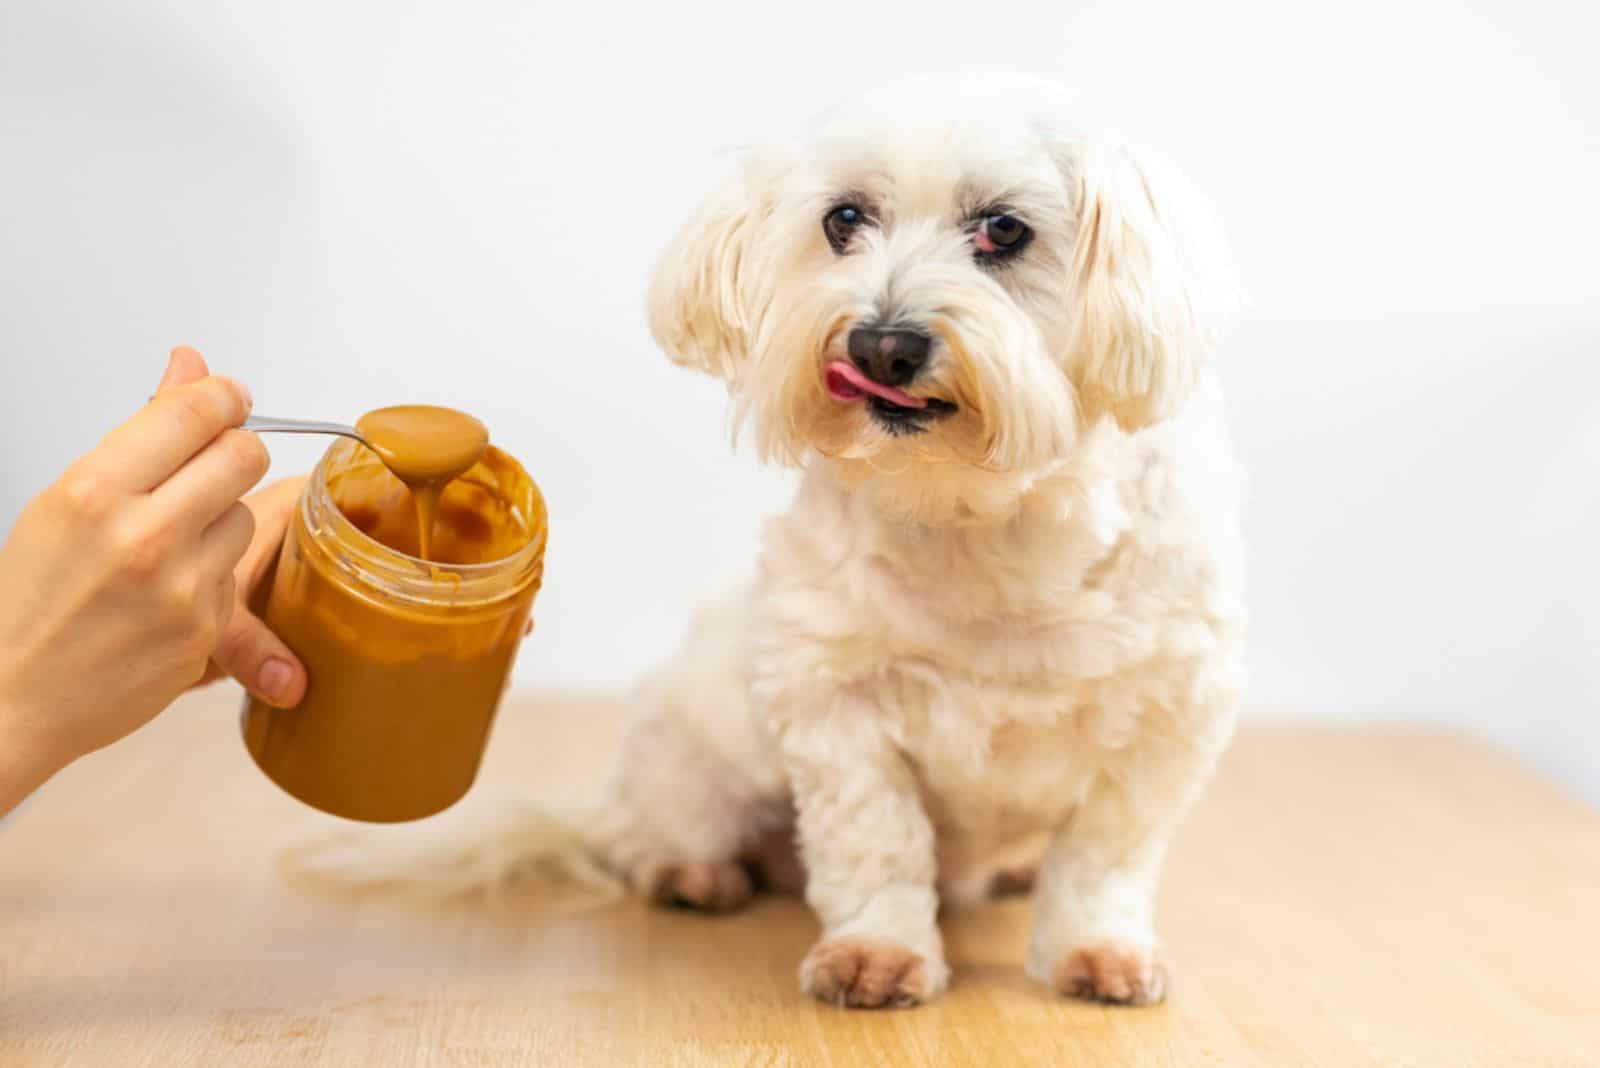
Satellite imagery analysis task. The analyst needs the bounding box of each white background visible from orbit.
[3,0,1596,801]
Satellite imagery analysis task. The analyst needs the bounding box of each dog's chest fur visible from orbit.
[750,383,1247,836]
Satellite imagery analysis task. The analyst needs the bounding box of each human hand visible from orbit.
[194,475,308,708]
[0,347,269,810]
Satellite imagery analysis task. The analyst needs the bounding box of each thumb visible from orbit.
[212,609,308,709]
[157,345,211,393]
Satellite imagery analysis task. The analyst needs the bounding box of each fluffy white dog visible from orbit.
[308,72,1247,1011]
[589,72,1247,1009]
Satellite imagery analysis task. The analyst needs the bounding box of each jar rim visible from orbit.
[300,439,547,609]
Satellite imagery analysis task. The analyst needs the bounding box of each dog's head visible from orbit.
[649,74,1234,517]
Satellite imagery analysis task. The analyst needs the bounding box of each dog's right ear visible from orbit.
[647,164,764,382]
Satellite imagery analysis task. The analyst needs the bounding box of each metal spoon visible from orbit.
[243,414,370,448]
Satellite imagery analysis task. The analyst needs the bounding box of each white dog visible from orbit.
[589,72,1247,1009]
[309,72,1247,1010]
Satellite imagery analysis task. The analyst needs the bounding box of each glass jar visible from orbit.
[242,437,546,822]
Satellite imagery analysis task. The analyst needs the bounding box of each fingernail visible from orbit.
[259,658,294,704]
[237,380,254,411]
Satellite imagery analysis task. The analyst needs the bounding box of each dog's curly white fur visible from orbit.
[294,73,1247,1011]
[594,73,1247,1008]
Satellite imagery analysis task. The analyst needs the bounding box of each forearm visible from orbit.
[780,708,940,936]
[777,696,952,1005]
[0,676,73,818]
[795,770,939,935]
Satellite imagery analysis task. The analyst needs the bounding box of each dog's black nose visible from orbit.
[847,326,932,387]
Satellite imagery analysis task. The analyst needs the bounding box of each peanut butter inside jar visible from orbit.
[242,432,546,823]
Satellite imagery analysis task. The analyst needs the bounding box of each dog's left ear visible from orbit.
[1062,141,1234,431]
[647,163,767,383]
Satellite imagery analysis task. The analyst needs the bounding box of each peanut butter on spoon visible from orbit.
[354,405,488,561]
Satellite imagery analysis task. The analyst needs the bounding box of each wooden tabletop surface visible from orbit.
[2,688,1597,1067]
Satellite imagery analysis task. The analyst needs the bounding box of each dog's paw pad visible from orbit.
[1051,942,1170,1005]
[987,865,1037,898]
[800,937,930,1009]
[646,860,753,913]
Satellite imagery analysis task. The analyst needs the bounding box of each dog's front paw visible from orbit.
[800,937,940,1009]
[1049,942,1171,1006]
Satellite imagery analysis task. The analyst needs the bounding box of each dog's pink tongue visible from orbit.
[824,360,927,409]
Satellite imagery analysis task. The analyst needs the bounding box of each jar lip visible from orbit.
[301,439,546,608]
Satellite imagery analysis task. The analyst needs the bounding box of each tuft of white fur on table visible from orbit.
[303,73,1247,1010]
[281,801,624,915]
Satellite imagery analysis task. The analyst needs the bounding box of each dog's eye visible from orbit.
[974,214,1032,258]
[823,204,867,253]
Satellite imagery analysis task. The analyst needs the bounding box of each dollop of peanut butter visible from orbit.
[354,405,488,560]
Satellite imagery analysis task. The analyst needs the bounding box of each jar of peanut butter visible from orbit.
[242,436,546,822]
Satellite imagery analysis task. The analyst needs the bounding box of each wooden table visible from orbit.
[3,689,1597,1066]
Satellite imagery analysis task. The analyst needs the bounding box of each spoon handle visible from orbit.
[243,415,366,444]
